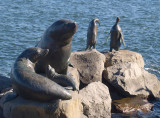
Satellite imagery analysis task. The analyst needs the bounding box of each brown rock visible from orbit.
[3,95,59,118]
[112,96,153,114]
[103,62,160,99]
[54,91,83,118]
[79,82,112,118]
[70,49,105,84]
[103,50,144,68]
[2,91,83,118]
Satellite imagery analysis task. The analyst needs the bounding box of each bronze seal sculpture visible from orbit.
[107,17,125,52]
[11,19,77,102]
[86,18,100,50]
[35,19,77,75]
[11,47,73,101]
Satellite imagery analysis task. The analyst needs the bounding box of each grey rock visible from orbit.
[103,50,144,68]
[79,82,112,118]
[103,62,160,99]
[70,49,105,84]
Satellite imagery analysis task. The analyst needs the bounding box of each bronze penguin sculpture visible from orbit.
[107,17,125,52]
[86,18,100,50]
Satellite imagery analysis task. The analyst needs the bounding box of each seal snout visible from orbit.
[68,22,77,32]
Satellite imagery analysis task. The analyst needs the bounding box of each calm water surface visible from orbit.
[0,0,159,117]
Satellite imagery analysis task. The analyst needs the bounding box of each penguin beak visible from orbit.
[97,21,100,26]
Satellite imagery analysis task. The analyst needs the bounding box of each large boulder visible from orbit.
[103,62,160,99]
[79,82,111,118]
[53,91,83,118]
[2,91,82,118]
[103,50,144,68]
[70,49,106,84]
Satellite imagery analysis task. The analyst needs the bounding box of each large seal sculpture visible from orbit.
[107,17,125,52]
[86,18,100,50]
[35,19,77,75]
[11,47,73,102]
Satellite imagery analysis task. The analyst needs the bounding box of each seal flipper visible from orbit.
[1,92,18,104]
[46,65,78,91]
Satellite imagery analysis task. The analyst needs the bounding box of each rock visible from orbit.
[3,95,59,118]
[103,62,160,99]
[54,91,83,118]
[70,49,105,84]
[112,96,153,114]
[79,82,112,118]
[68,67,80,90]
[2,91,83,118]
[103,50,144,68]
[0,75,11,93]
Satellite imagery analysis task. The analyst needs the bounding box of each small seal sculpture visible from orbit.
[86,18,100,50]
[46,65,77,90]
[11,47,73,102]
[107,17,125,52]
[35,19,77,75]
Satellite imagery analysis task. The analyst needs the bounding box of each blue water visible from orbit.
[0,0,159,117]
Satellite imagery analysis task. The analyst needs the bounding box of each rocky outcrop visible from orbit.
[102,50,160,100]
[103,50,144,68]
[70,49,105,84]
[1,82,111,118]
[103,62,160,99]
[1,49,159,118]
